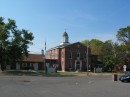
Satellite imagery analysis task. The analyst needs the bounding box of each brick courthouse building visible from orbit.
[45,32,97,72]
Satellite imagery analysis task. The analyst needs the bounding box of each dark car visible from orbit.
[119,72,130,82]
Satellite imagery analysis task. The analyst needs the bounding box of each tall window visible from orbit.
[77,51,80,58]
[69,51,72,59]
[68,60,72,69]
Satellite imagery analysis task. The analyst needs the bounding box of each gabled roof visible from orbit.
[23,54,43,62]
[46,42,87,52]
[46,43,71,51]
[64,42,87,48]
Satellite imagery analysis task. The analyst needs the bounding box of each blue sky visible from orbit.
[0,0,130,53]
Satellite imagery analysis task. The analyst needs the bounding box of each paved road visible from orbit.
[0,75,129,97]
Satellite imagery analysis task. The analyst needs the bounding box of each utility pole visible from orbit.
[0,40,2,71]
[41,49,46,73]
[87,41,89,76]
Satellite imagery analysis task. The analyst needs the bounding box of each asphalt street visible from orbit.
[0,75,129,97]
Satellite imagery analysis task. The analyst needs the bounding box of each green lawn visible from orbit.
[1,70,123,76]
[2,70,38,74]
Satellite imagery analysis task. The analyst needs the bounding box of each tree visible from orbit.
[82,39,103,55]
[114,43,127,64]
[0,17,34,70]
[117,26,130,43]
[89,39,103,56]
[116,26,130,68]
[117,26,130,54]
[100,40,118,71]
[82,39,104,61]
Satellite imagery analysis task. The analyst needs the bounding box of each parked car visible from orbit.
[119,72,130,82]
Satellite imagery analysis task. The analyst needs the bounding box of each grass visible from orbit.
[1,70,124,76]
[2,70,38,75]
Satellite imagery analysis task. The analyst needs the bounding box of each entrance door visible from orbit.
[75,61,82,71]
[75,61,81,71]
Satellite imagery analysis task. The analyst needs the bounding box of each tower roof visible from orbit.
[63,32,68,37]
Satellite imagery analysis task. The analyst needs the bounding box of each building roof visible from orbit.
[63,32,68,37]
[46,42,87,52]
[23,54,43,62]
[46,43,71,51]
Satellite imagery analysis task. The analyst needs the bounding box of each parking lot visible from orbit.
[0,75,129,97]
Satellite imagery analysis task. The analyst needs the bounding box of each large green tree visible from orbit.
[0,17,34,70]
[89,39,103,56]
[114,26,130,69]
[114,43,127,64]
[82,39,103,61]
[100,40,118,71]
[117,26,130,54]
[117,26,130,43]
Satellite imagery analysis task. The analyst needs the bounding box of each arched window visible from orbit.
[76,61,80,64]
[77,51,80,58]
